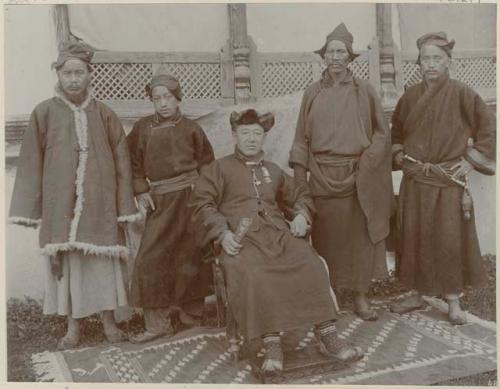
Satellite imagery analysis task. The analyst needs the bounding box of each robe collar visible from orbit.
[320,68,354,89]
[234,147,273,185]
[422,72,450,94]
[152,108,183,127]
[234,147,265,166]
[402,73,451,139]
[55,84,93,111]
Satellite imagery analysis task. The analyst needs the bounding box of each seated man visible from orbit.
[190,109,363,375]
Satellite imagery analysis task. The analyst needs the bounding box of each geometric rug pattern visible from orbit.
[32,297,497,385]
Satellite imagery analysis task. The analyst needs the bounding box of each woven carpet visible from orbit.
[31,297,496,384]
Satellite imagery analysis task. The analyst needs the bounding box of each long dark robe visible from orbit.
[391,75,495,294]
[190,152,338,340]
[127,112,214,308]
[289,70,392,292]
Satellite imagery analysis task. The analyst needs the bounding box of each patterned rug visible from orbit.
[32,297,496,384]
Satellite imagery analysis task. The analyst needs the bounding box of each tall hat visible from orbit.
[52,41,94,69]
[145,69,183,101]
[416,32,455,64]
[230,109,275,132]
[315,22,359,60]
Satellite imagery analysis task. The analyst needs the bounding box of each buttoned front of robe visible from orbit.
[190,152,337,340]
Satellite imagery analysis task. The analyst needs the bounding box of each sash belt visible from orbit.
[400,154,472,222]
[309,154,360,198]
[149,170,199,195]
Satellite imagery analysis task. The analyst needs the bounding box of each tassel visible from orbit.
[234,217,253,243]
[261,166,272,184]
[461,176,473,221]
[251,169,261,186]
[462,187,473,221]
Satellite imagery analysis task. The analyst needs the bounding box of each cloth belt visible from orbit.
[149,170,199,195]
[399,154,472,224]
[309,153,360,198]
[401,154,466,188]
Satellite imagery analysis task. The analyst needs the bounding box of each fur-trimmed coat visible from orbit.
[9,91,140,259]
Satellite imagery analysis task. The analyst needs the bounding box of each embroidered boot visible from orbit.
[316,321,364,363]
[261,333,284,375]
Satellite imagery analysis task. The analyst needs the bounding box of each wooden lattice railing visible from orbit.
[85,47,497,104]
[401,49,496,91]
[253,51,373,98]
[88,47,378,105]
[5,45,496,145]
[90,51,230,103]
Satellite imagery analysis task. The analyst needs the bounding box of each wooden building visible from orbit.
[4,3,497,300]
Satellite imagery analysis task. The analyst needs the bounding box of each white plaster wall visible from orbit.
[68,4,229,52]
[5,5,58,119]
[468,172,496,255]
[247,3,376,52]
[397,3,496,51]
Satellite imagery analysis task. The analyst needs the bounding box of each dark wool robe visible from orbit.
[127,113,215,308]
[190,152,338,340]
[289,70,393,292]
[9,92,140,259]
[391,75,496,294]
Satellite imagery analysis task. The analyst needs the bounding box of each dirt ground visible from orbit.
[7,255,496,384]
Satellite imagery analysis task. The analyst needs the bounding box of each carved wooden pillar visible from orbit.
[228,4,252,103]
[376,3,399,107]
[53,4,71,50]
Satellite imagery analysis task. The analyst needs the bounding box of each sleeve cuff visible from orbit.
[295,207,312,225]
[216,228,230,244]
[8,216,41,228]
[289,143,309,169]
[117,212,144,223]
[465,147,495,176]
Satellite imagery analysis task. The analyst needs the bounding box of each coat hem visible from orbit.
[8,216,42,227]
[40,242,130,260]
[117,212,143,223]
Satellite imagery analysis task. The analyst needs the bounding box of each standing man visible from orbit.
[9,41,141,349]
[390,32,496,324]
[127,72,215,343]
[289,23,393,321]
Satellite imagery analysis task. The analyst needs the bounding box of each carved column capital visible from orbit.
[376,3,400,107]
[228,4,252,102]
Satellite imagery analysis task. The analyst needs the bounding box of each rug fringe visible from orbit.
[31,351,68,382]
